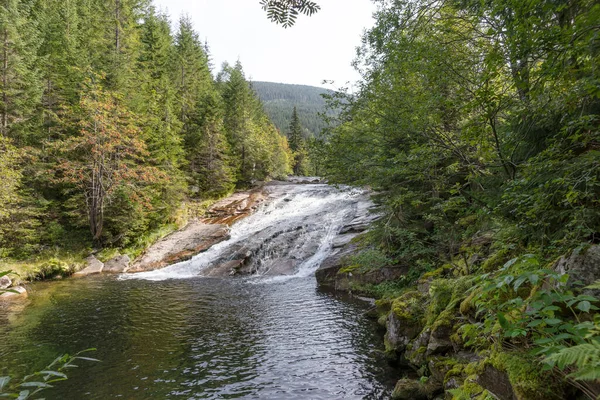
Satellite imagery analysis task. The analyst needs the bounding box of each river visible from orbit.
[0,183,398,399]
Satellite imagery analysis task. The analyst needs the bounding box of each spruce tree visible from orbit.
[287,106,307,175]
[0,0,42,142]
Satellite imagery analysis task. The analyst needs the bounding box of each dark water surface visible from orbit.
[0,276,397,399]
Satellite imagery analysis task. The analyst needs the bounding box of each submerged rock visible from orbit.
[73,255,104,276]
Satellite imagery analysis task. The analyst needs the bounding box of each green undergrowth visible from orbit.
[341,239,600,398]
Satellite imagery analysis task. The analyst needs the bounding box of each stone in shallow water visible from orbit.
[391,378,443,400]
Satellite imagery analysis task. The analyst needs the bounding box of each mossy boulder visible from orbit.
[427,312,454,355]
[391,377,443,400]
[477,351,567,400]
[405,328,431,366]
[385,291,426,355]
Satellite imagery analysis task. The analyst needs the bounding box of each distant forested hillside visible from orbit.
[251,81,334,137]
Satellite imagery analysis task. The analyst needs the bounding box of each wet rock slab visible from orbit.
[127,188,269,274]
[128,222,230,273]
[201,189,266,225]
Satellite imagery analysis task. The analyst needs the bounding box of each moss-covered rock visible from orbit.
[385,291,426,357]
[477,350,567,400]
[405,328,431,366]
[392,377,443,400]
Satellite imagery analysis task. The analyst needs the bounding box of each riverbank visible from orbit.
[315,235,600,400]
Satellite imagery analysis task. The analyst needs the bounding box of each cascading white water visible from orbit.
[120,182,373,282]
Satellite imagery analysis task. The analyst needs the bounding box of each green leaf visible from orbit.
[527,319,544,328]
[528,273,539,285]
[20,382,52,389]
[513,275,528,290]
[544,318,562,325]
[39,371,67,380]
[73,357,100,362]
[497,312,509,329]
[0,376,10,390]
[577,301,591,313]
[16,390,30,400]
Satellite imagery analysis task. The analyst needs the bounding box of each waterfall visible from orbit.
[120,183,373,282]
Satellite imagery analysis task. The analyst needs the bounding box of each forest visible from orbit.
[252,81,334,138]
[0,0,293,261]
[316,0,600,398]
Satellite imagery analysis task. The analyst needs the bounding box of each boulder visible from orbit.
[104,255,130,273]
[73,255,104,276]
[554,245,600,294]
[427,322,454,356]
[385,291,426,356]
[405,328,431,366]
[477,364,517,400]
[0,275,12,289]
[0,285,27,299]
[391,378,443,400]
[316,242,408,292]
[315,242,359,290]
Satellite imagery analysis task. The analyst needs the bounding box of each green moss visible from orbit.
[489,350,565,400]
[1,253,85,284]
[452,381,488,399]
[391,290,425,322]
[481,248,511,272]
[431,308,454,332]
[421,264,453,280]
[459,289,479,315]
[338,264,360,274]
[425,276,473,327]
[426,279,454,324]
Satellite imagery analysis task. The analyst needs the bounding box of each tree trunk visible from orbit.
[115,0,120,53]
[1,28,8,136]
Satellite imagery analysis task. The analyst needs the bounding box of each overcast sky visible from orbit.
[152,0,376,89]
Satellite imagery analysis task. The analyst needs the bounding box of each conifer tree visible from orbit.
[187,91,235,197]
[0,0,42,141]
[288,106,307,175]
[135,7,186,222]
[50,77,165,243]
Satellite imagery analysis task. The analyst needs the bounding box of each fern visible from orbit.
[545,339,600,381]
